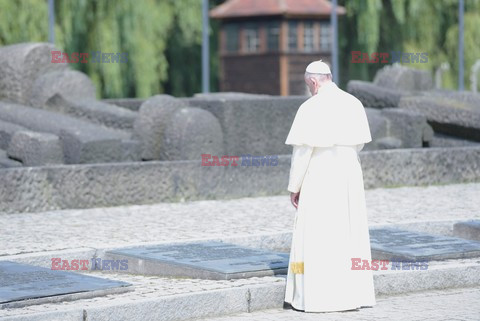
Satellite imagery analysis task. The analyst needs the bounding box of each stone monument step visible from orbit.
[0,261,132,310]
[106,241,290,280]
[370,226,480,261]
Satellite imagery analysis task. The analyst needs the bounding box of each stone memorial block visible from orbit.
[0,101,131,164]
[186,96,305,156]
[133,95,186,160]
[370,227,480,261]
[7,130,64,166]
[0,43,67,104]
[162,107,224,160]
[45,94,137,130]
[28,70,96,108]
[346,80,404,108]
[373,64,433,91]
[381,108,433,148]
[399,91,480,141]
[107,241,289,280]
[453,220,480,242]
[0,261,131,309]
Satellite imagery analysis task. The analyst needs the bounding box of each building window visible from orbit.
[266,21,280,51]
[225,23,239,53]
[288,21,298,51]
[320,22,331,51]
[304,21,314,52]
[244,23,259,52]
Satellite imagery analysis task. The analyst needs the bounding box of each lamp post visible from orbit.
[48,0,55,44]
[458,0,464,91]
[202,0,210,93]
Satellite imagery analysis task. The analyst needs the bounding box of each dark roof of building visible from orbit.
[210,0,346,19]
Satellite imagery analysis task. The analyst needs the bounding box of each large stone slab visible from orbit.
[185,96,306,156]
[373,63,433,91]
[346,80,404,108]
[399,90,480,141]
[346,64,432,109]
[370,227,480,261]
[0,261,131,309]
[0,101,131,164]
[28,70,96,108]
[107,242,289,280]
[380,108,433,148]
[363,108,433,150]
[45,94,137,130]
[453,220,480,241]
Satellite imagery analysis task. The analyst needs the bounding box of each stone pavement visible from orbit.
[1,182,479,256]
[1,182,480,320]
[194,286,480,321]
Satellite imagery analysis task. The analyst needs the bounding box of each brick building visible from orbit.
[210,0,345,96]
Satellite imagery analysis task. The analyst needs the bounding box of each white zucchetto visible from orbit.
[305,60,332,74]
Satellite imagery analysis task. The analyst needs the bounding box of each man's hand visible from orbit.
[290,192,300,209]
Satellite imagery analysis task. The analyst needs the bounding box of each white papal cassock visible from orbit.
[284,81,376,312]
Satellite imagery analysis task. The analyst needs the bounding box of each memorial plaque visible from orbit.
[107,241,289,280]
[453,219,480,241]
[369,227,480,261]
[0,261,131,309]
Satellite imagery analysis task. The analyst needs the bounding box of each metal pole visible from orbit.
[458,0,464,90]
[202,0,210,93]
[471,60,480,92]
[48,0,55,44]
[331,0,339,83]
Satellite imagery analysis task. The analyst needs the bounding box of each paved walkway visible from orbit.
[1,182,479,256]
[195,286,480,321]
[1,182,479,320]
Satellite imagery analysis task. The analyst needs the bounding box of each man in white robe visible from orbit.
[283,60,376,313]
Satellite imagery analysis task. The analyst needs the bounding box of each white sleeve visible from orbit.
[287,145,314,193]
